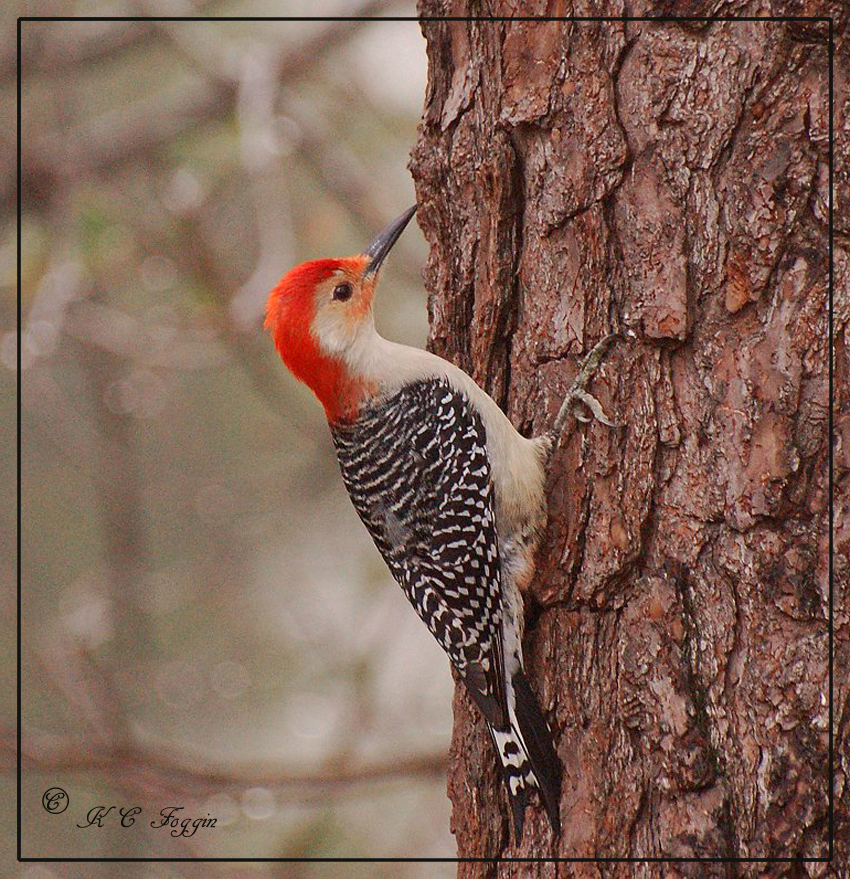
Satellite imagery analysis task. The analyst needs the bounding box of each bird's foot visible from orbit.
[552,334,618,437]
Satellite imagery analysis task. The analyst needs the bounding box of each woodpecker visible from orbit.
[265,205,615,841]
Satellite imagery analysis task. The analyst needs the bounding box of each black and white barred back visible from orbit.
[330,378,561,839]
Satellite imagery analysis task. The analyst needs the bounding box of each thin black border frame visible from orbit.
[16,11,834,866]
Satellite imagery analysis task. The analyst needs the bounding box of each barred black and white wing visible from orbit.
[330,378,508,727]
[330,377,562,840]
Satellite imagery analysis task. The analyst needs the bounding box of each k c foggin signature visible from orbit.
[76,804,217,837]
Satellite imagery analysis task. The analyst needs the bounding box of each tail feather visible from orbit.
[513,668,562,834]
[487,724,529,841]
[488,670,562,841]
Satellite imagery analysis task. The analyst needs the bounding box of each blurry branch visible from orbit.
[112,174,316,435]
[148,0,394,84]
[83,287,156,662]
[230,40,297,329]
[11,20,158,83]
[18,77,231,202]
[9,731,447,804]
[281,94,407,237]
[151,10,399,234]
[31,643,129,747]
[19,9,424,427]
[16,633,448,805]
[16,6,423,279]
[149,3,422,292]
[14,6,393,208]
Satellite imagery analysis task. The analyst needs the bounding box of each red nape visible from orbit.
[264,259,365,423]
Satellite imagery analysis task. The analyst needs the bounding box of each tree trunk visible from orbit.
[410,5,844,872]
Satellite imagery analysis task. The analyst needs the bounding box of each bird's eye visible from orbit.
[333,282,353,302]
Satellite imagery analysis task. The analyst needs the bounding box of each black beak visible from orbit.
[363,204,417,276]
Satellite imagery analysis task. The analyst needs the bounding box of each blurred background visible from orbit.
[9,4,461,873]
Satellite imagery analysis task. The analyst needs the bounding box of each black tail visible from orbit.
[488,669,562,842]
[513,668,562,835]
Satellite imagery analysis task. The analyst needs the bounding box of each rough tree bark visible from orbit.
[410,4,845,872]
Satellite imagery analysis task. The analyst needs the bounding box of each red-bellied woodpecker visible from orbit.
[265,205,615,841]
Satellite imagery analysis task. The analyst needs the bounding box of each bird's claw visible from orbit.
[552,335,619,436]
[571,388,618,427]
